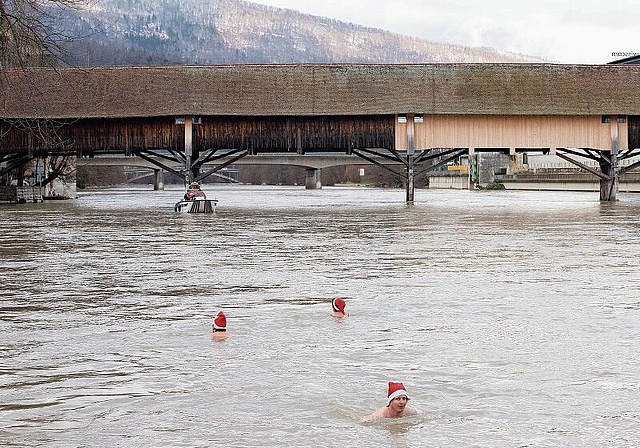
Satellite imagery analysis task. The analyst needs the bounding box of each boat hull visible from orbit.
[174,198,218,213]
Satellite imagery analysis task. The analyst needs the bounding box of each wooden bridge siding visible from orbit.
[629,116,640,149]
[1,115,395,156]
[0,117,182,156]
[194,116,395,152]
[395,115,628,151]
[0,122,62,155]
[72,117,183,155]
[7,113,630,156]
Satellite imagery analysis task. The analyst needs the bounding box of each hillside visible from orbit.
[61,0,541,66]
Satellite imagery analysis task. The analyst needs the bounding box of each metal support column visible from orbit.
[600,115,620,201]
[406,113,415,203]
[184,115,193,185]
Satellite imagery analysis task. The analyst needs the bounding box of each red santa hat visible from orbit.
[212,311,227,331]
[332,297,346,313]
[387,382,408,406]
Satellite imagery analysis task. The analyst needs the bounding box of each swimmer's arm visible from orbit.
[359,413,375,423]
[404,406,419,416]
[360,408,384,423]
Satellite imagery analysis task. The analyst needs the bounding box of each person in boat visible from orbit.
[360,382,418,423]
[211,311,228,341]
[184,182,207,200]
[331,297,349,318]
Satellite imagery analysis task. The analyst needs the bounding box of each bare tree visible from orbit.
[0,0,83,69]
[1,1,86,189]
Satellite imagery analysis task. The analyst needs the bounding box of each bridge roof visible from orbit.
[2,63,640,119]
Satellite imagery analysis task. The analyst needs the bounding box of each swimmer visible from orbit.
[211,311,228,341]
[331,297,349,318]
[360,382,418,423]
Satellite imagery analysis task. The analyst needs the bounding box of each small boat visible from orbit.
[174,196,218,213]
[174,182,217,213]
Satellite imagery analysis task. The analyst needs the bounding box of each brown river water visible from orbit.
[1,185,639,447]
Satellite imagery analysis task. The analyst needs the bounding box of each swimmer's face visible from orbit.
[389,395,409,412]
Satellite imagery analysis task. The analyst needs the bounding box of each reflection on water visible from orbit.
[1,185,640,447]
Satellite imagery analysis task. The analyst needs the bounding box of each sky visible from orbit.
[248,0,639,64]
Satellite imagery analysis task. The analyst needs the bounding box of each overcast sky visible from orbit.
[249,0,639,63]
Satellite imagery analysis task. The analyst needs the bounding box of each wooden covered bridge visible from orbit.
[1,63,640,201]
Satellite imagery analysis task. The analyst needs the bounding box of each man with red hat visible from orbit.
[360,382,418,422]
[211,311,228,341]
[331,297,349,318]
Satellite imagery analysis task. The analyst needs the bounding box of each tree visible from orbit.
[0,0,83,69]
[1,1,86,190]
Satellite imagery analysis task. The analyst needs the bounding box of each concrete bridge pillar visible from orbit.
[154,169,164,190]
[305,168,322,189]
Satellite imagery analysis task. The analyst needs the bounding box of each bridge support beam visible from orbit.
[599,161,619,201]
[600,116,620,201]
[406,155,415,202]
[153,169,164,191]
[305,168,322,189]
[405,114,416,203]
[184,116,193,184]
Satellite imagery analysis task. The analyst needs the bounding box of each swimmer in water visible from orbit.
[331,297,349,318]
[211,310,228,341]
[360,382,418,423]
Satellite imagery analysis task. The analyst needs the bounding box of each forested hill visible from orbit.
[62,0,541,66]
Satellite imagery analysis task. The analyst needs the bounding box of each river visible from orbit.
[1,185,639,447]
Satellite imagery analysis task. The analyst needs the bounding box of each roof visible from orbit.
[2,63,640,118]
[608,54,640,65]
